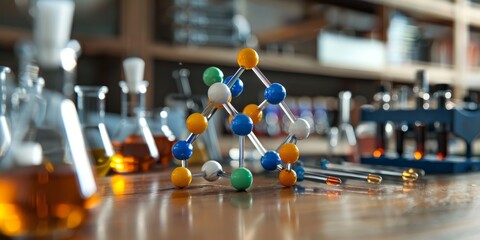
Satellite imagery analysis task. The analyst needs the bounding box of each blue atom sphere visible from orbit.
[224,75,244,97]
[261,151,281,171]
[230,114,253,136]
[294,166,305,182]
[172,140,193,160]
[264,83,286,105]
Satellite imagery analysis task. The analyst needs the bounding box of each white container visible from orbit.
[317,31,386,69]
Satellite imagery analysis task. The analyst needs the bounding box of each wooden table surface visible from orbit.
[71,166,480,240]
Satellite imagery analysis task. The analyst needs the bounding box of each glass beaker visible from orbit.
[0,86,98,238]
[110,58,159,173]
[75,85,114,176]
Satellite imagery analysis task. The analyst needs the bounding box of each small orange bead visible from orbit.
[228,115,233,124]
[186,113,208,134]
[278,143,299,164]
[237,48,259,70]
[242,104,263,124]
[171,167,192,188]
[279,169,297,187]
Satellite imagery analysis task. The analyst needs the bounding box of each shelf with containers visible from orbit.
[0,0,480,101]
[0,0,479,162]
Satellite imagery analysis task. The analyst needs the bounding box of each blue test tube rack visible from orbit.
[360,107,480,174]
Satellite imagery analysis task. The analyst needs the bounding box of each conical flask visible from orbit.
[0,74,98,237]
[110,57,159,173]
[75,85,114,177]
[32,0,79,99]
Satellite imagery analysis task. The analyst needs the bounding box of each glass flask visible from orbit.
[75,85,115,176]
[32,0,79,99]
[0,77,98,238]
[110,57,159,173]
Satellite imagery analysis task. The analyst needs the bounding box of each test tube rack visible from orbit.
[360,107,480,174]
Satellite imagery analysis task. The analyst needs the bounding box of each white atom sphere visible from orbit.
[201,160,223,181]
[208,82,231,104]
[289,118,311,140]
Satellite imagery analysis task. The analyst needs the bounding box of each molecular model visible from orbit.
[170,48,311,191]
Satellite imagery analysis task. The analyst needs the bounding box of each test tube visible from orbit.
[303,166,382,184]
[373,85,390,158]
[433,84,451,160]
[321,160,420,182]
[413,70,429,160]
[293,165,342,186]
[395,86,409,158]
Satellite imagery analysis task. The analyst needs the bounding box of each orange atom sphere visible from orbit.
[279,169,297,187]
[171,167,192,188]
[278,143,300,164]
[186,113,208,134]
[243,104,263,124]
[237,48,259,70]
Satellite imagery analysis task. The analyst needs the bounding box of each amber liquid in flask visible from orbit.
[0,164,97,238]
[111,135,156,173]
[154,135,176,167]
[110,57,159,173]
[0,93,98,238]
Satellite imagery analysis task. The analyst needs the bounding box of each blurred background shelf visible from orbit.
[364,0,455,21]
[0,0,478,112]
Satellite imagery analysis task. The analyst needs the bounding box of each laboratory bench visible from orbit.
[66,166,480,240]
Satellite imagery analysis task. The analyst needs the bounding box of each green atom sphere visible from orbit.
[203,67,224,86]
[230,167,253,191]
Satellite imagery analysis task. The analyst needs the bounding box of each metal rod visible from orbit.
[186,133,196,143]
[276,134,293,151]
[239,136,245,168]
[252,67,272,87]
[279,101,296,123]
[201,103,215,115]
[191,172,204,178]
[258,100,269,111]
[247,132,267,156]
[226,67,245,88]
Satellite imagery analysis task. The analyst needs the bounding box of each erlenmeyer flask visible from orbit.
[0,84,98,238]
[75,85,114,177]
[110,57,159,173]
[33,0,79,99]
